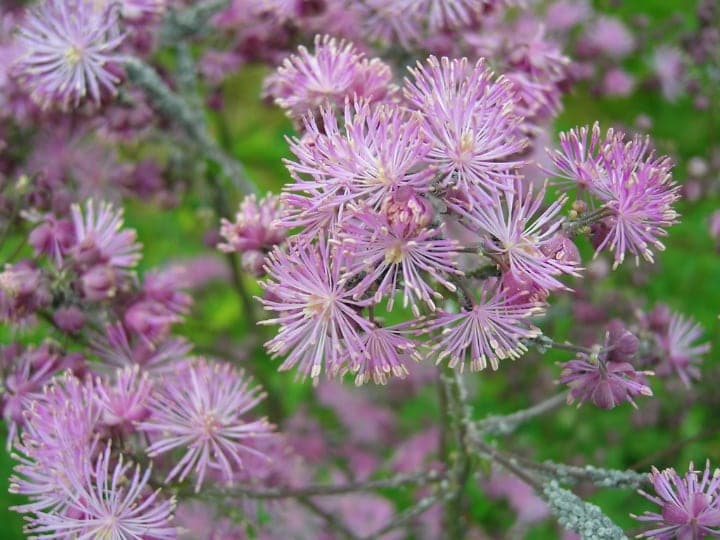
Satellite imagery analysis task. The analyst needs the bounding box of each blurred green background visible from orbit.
[1,0,719,538]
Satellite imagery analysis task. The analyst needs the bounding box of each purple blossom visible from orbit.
[0,261,50,324]
[70,200,141,271]
[340,205,461,315]
[559,328,654,409]
[24,443,177,539]
[634,461,720,539]
[91,322,192,374]
[424,282,543,371]
[580,16,636,59]
[28,217,75,264]
[549,125,679,267]
[10,373,101,515]
[218,193,287,276]
[283,101,434,231]
[405,56,527,203]
[654,312,710,387]
[259,237,373,380]
[265,34,394,119]
[451,183,580,292]
[140,359,274,491]
[348,324,421,385]
[96,366,152,432]
[13,0,126,110]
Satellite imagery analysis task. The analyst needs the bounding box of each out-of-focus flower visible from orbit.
[653,312,709,387]
[140,359,273,491]
[13,0,125,110]
[601,68,635,97]
[634,461,720,539]
[23,443,177,539]
[218,193,286,276]
[70,200,141,271]
[486,470,550,524]
[0,262,50,324]
[652,46,685,102]
[28,217,75,264]
[265,34,394,119]
[424,282,543,371]
[580,16,635,59]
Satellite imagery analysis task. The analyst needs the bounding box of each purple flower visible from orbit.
[284,101,434,232]
[10,373,101,514]
[405,56,527,203]
[652,46,686,102]
[424,282,543,371]
[28,217,75,264]
[96,366,152,432]
[340,205,461,315]
[13,0,125,110]
[259,237,373,380]
[218,193,287,276]
[559,328,654,409]
[413,0,483,32]
[634,461,720,539]
[581,16,635,59]
[451,183,580,292]
[24,443,177,539]
[140,359,273,491]
[265,34,394,119]
[91,322,192,373]
[0,261,50,324]
[654,312,710,387]
[1,343,65,447]
[349,324,421,385]
[70,200,141,271]
[549,125,679,267]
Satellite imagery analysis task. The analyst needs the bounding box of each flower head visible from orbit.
[340,204,461,315]
[405,56,527,203]
[265,34,394,119]
[284,101,434,232]
[634,461,720,539]
[424,282,543,371]
[23,443,177,540]
[559,327,653,409]
[451,183,580,292]
[96,366,152,432]
[259,238,372,379]
[14,0,125,110]
[140,359,273,491]
[218,193,286,276]
[348,324,421,385]
[654,312,710,387]
[70,200,141,271]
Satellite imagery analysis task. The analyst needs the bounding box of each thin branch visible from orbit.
[196,470,444,500]
[362,494,441,540]
[476,392,568,435]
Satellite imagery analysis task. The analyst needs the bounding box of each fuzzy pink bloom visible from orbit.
[13,0,125,110]
[405,56,527,204]
[70,200,141,271]
[96,366,152,432]
[348,324,421,385]
[654,312,710,387]
[24,444,177,539]
[340,206,461,315]
[451,183,580,292]
[424,282,543,371]
[140,359,273,491]
[260,238,373,379]
[283,102,433,235]
[634,461,720,539]
[265,34,394,119]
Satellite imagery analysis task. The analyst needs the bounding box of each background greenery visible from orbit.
[1,1,718,538]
